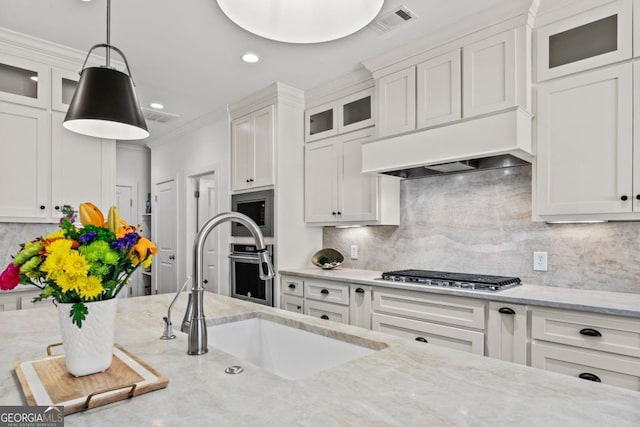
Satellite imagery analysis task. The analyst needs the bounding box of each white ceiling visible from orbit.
[0,0,507,142]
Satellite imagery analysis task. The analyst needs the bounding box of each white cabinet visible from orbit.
[0,102,50,219]
[0,52,50,109]
[536,0,632,82]
[304,88,373,142]
[462,29,516,118]
[530,307,640,391]
[536,63,633,217]
[281,276,305,314]
[349,284,372,329]
[487,302,528,365]
[416,49,461,128]
[281,294,304,314]
[305,127,399,225]
[372,287,486,355]
[51,67,79,112]
[376,67,416,138]
[304,279,350,324]
[231,105,274,192]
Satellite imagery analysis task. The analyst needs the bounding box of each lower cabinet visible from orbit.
[0,290,47,312]
[349,284,372,329]
[281,294,304,314]
[305,299,349,324]
[487,302,528,364]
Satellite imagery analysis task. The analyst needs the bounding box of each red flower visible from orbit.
[0,263,21,290]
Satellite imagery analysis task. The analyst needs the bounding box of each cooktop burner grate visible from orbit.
[378,269,521,291]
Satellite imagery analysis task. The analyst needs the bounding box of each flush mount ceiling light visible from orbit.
[149,102,164,109]
[64,0,148,140]
[241,52,260,63]
[216,0,384,44]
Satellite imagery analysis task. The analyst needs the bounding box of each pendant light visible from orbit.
[64,0,149,140]
[216,0,384,44]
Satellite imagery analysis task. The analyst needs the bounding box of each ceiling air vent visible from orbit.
[369,6,417,34]
[142,108,180,124]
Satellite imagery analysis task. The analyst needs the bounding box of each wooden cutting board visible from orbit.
[14,344,169,415]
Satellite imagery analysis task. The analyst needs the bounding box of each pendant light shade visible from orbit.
[63,0,148,140]
[64,66,149,140]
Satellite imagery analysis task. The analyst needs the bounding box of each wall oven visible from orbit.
[230,244,274,306]
[231,189,274,237]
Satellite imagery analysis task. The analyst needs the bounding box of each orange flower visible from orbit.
[132,237,157,259]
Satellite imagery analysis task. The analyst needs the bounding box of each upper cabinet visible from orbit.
[231,105,274,192]
[416,49,461,129]
[51,67,79,112]
[536,0,632,82]
[0,53,50,109]
[377,68,416,138]
[304,88,374,142]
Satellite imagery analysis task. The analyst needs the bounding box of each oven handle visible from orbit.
[228,253,262,264]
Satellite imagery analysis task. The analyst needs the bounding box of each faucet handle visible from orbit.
[257,251,275,280]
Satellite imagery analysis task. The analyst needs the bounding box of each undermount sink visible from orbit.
[206,313,385,380]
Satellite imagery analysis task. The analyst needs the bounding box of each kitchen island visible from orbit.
[1,293,638,426]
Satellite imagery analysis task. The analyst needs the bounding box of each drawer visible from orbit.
[531,308,640,358]
[372,312,485,355]
[281,294,303,314]
[372,288,486,330]
[305,279,349,305]
[531,342,640,392]
[305,300,349,324]
[281,277,304,297]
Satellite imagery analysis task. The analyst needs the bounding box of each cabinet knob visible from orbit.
[621,195,628,201]
[636,195,640,200]
[168,255,175,260]
[579,328,601,337]
[355,288,365,293]
[288,284,296,289]
[320,314,329,320]
[297,305,301,310]
[337,211,342,215]
[578,373,601,382]
[54,205,60,210]
[40,205,45,210]
[331,212,336,216]
[498,307,515,315]
[203,279,208,284]
[415,337,428,343]
[320,289,329,295]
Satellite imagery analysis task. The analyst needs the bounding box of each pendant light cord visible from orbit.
[106,0,111,67]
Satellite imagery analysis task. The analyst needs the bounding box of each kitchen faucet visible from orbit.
[182,211,275,355]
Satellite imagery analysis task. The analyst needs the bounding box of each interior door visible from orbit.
[115,185,136,297]
[155,179,177,294]
[196,175,218,294]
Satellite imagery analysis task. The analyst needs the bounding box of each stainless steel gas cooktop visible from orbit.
[377,269,521,292]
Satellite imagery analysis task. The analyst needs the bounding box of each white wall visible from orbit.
[148,109,231,295]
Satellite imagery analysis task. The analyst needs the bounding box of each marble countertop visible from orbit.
[280,268,640,318]
[1,293,639,426]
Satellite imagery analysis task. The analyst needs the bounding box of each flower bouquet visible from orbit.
[0,203,157,376]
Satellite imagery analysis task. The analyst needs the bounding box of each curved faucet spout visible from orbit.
[187,211,274,355]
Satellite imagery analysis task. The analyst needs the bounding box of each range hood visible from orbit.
[362,109,533,178]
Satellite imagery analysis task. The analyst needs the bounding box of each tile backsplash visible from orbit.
[323,165,640,294]
[1,223,58,269]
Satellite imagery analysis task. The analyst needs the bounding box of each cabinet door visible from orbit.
[0,102,50,219]
[633,61,640,210]
[463,29,516,118]
[537,0,632,82]
[305,138,338,223]
[487,302,528,365]
[349,284,372,329]
[51,112,115,217]
[305,102,337,142]
[376,67,416,137]
[0,53,50,109]
[416,49,461,128]
[281,294,304,314]
[338,88,374,134]
[338,128,377,222]
[536,64,633,216]
[250,105,274,188]
[52,67,79,112]
[231,114,251,191]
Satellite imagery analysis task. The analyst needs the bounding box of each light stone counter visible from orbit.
[1,293,639,426]
[280,268,640,318]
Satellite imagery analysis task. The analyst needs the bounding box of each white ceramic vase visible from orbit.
[57,298,117,377]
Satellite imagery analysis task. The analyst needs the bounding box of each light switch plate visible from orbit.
[350,245,358,260]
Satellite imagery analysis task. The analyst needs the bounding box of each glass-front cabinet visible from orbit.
[52,67,79,112]
[304,87,374,142]
[0,53,50,109]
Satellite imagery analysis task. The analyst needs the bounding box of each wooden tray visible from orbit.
[14,344,169,415]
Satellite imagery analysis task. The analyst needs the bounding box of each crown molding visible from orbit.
[227,82,305,119]
[145,106,229,149]
[304,66,374,109]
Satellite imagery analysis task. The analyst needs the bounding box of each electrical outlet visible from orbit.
[350,245,358,260]
[533,251,548,271]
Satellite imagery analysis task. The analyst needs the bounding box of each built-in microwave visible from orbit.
[231,189,274,237]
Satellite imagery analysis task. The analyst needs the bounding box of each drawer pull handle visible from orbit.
[320,289,329,295]
[578,373,601,382]
[320,315,329,320]
[288,284,296,289]
[498,307,515,315]
[355,288,365,293]
[415,337,428,343]
[579,328,602,337]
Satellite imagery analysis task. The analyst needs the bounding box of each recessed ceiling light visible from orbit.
[150,103,164,109]
[241,53,260,63]
[217,0,384,44]
[30,76,38,82]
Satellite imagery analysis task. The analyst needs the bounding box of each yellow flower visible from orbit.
[46,239,73,254]
[63,251,89,278]
[45,230,65,241]
[56,272,80,293]
[40,250,66,280]
[141,255,153,269]
[77,276,103,300]
[131,237,157,260]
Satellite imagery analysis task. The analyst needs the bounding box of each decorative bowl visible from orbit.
[311,248,344,270]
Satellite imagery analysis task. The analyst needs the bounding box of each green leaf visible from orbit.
[70,302,88,328]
